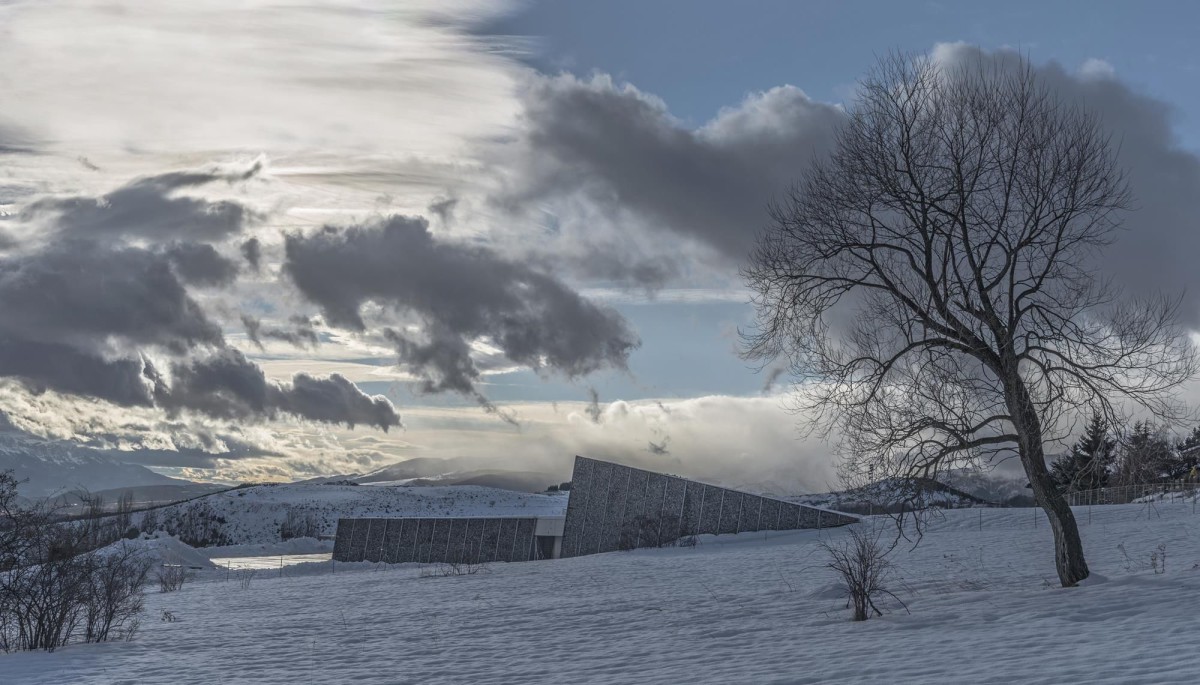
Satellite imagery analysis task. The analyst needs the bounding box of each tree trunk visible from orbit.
[1005,368,1090,587]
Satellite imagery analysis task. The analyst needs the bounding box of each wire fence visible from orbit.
[1066,482,1199,507]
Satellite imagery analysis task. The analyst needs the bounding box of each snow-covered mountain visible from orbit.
[0,422,190,497]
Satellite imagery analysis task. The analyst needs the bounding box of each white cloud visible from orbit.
[1078,57,1117,81]
[0,0,522,159]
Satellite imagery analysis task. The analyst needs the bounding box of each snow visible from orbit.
[7,501,1200,683]
[203,537,334,558]
[95,534,217,570]
[208,553,333,571]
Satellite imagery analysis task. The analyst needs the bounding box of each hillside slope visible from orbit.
[11,503,1200,683]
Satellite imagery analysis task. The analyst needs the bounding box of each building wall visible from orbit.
[332,516,542,564]
[332,456,858,565]
[559,456,857,558]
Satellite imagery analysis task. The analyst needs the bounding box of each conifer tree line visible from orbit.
[1049,411,1200,493]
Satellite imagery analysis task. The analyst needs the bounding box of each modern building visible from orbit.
[332,455,857,565]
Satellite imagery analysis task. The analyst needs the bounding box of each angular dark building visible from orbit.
[558,456,857,558]
[332,455,857,564]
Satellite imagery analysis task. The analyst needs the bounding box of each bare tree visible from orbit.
[743,52,1196,587]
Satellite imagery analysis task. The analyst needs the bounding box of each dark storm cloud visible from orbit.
[283,216,640,400]
[382,325,516,424]
[383,325,478,396]
[0,338,158,408]
[932,44,1200,326]
[163,242,241,287]
[0,242,224,354]
[503,62,1200,326]
[240,237,262,271]
[274,372,400,432]
[499,75,845,264]
[21,166,260,241]
[241,314,319,350]
[161,348,399,431]
[0,238,396,430]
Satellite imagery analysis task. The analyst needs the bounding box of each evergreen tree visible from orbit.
[1113,421,1175,485]
[1172,426,1200,480]
[1050,412,1115,493]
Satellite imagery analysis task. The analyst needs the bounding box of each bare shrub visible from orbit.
[0,472,151,652]
[83,545,152,643]
[822,526,905,621]
[279,509,320,541]
[1151,544,1167,575]
[237,568,256,590]
[156,564,191,593]
[419,560,487,578]
[139,508,159,535]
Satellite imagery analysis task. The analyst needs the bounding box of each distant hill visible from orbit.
[52,483,230,508]
[305,456,562,493]
[939,469,1036,507]
[0,423,196,497]
[791,477,995,514]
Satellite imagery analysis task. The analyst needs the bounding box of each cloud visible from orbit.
[20,167,260,243]
[0,233,396,430]
[164,242,241,287]
[494,74,845,266]
[240,237,262,271]
[273,372,400,432]
[283,216,640,400]
[161,349,399,431]
[930,44,1200,326]
[584,387,602,423]
[0,339,158,408]
[0,241,223,354]
[0,122,34,154]
[493,52,1200,335]
[380,325,516,425]
[0,1,522,159]
[242,315,319,351]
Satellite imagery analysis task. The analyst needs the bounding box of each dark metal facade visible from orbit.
[332,516,540,564]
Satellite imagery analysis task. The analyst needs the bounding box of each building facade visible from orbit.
[332,456,856,564]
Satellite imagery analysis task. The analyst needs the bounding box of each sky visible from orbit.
[0,0,1198,491]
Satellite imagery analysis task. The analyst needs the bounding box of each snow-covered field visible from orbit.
[8,501,1200,684]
